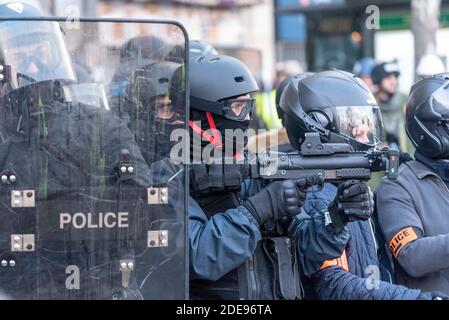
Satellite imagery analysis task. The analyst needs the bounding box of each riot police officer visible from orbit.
[279,69,447,300]
[120,60,184,164]
[377,74,449,295]
[0,1,153,299]
[187,54,352,300]
[0,1,151,186]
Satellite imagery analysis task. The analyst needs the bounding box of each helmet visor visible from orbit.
[429,83,449,120]
[0,20,76,93]
[335,106,384,146]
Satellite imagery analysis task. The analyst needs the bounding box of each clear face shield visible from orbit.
[0,20,76,96]
[415,82,449,135]
[335,105,384,147]
[0,18,188,300]
[428,83,449,121]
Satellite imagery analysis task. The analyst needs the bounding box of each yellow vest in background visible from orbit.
[254,90,283,130]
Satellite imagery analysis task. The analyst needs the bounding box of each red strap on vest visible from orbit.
[189,112,245,159]
[189,112,222,149]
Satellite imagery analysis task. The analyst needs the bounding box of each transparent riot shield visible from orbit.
[0,18,188,299]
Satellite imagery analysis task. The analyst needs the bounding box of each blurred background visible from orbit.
[12,0,449,147]
[17,0,447,93]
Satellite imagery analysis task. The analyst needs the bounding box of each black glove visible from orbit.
[243,175,324,227]
[326,180,373,233]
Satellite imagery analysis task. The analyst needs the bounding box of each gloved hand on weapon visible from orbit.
[243,174,324,227]
[326,180,374,234]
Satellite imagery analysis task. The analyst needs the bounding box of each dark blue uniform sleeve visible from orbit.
[311,266,429,300]
[189,196,262,281]
[290,211,350,276]
[376,178,449,278]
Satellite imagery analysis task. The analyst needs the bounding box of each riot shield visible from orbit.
[0,17,188,299]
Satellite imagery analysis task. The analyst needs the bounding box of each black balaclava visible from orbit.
[189,109,250,159]
[214,115,251,155]
[189,109,251,197]
[126,95,184,165]
[148,114,184,164]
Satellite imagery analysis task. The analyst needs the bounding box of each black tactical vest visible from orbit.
[189,164,304,300]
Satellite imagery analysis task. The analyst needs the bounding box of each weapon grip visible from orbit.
[297,173,325,193]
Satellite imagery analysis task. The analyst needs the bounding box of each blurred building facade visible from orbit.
[36,0,276,90]
[31,0,449,94]
[275,0,449,94]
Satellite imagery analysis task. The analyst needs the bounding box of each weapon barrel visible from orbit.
[281,153,376,170]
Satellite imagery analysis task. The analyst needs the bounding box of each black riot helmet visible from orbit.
[275,72,314,125]
[189,54,259,153]
[190,54,259,119]
[112,35,168,84]
[406,73,449,159]
[0,2,76,98]
[280,69,384,151]
[119,35,168,63]
[126,60,180,105]
[190,54,259,112]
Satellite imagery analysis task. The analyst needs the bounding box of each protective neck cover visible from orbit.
[189,109,250,157]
